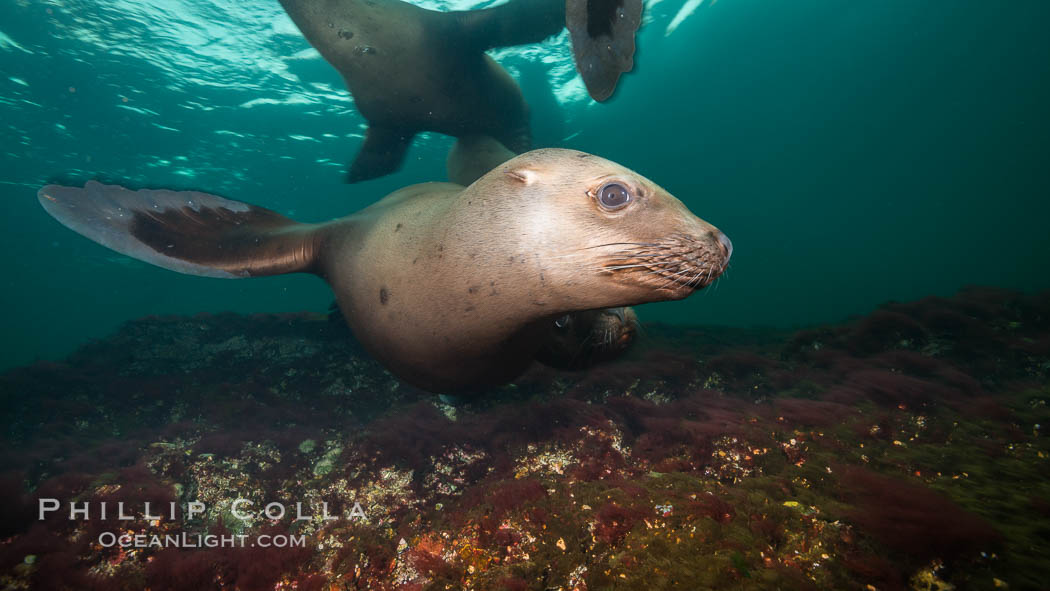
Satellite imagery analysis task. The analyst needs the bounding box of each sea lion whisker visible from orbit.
[599,264,656,271]
[600,255,668,265]
[568,331,598,366]
[657,275,681,291]
[687,267,705,288]
[604,252,675,261]
[600,262,678,271]
[676,264,705,287]
[550,249,664,262]
[673,267,696,289]
[642,264,685,276]
[642,267,681,280]
[635,320,648,339]
[579,241,661,251]
[657,268,694,290]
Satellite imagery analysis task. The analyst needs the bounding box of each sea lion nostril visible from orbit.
[716,232,733,260]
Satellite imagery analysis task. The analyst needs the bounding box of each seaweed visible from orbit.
[837,466,1001,563]
[0,287,1047,589]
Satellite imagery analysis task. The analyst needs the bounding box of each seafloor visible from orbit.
[1,287,1048,591]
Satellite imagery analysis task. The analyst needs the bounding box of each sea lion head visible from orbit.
[469,148,732,312]
[536,307,640,370]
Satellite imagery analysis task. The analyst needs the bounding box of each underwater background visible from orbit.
[3,1,1050,590]
[1,0,1048,369]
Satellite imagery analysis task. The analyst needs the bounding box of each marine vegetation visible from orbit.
[1,286,1048,590]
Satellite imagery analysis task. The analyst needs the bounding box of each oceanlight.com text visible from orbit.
[97,531,306,549]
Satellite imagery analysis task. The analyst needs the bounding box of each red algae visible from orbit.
[837,466,1001,562]
[839,368,958,407]
[0,287,1047,589]
[146,549,223,591]
[846,310,928,355]
[770,398,858,427]
[594,501,653,545]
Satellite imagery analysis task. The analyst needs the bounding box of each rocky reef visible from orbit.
[1,287,1048,590]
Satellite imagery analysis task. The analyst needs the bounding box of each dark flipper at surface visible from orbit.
[567,0,644,101]
[348,127,415,184]
[38,182,326,278]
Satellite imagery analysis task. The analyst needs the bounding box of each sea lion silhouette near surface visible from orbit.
[566,0,644,101]
[278,0,565,183]
[38,149,731,393]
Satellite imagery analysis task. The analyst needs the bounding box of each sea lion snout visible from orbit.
[716,231,734,261]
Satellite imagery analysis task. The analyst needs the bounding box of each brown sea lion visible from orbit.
[38,149,732,393]
[536,307,640,370]
[278,0,565,183]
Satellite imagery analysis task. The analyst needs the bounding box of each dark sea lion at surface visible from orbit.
[278,0,565,183]
[566,0,644,101]
[536,307,639,370]
[38,148,732,393]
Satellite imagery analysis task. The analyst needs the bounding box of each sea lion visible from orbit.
[278,0,565,183]
[38,149,732,393]
[566,0,644,101]
[536,307,640,370]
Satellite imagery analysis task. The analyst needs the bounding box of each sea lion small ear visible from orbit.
[504,167,540,186]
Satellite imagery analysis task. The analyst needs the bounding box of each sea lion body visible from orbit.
[39,149,731,393]
[320,181,550,389]
[279,0,563,181]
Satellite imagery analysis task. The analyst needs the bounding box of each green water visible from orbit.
[1,0,1048,369]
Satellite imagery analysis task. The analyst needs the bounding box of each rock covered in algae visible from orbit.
[0,288,1047,589]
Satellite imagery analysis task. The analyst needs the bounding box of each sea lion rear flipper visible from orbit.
[348,127,414,184]
[567,0,644,101]
[450,0,565,51]
[38,181,325,278]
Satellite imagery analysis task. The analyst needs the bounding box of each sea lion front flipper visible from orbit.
[450,0,565,51]
[38,182,325,278]
[446,135,517,187]
[566,0,644,101]
[348,126,414,184]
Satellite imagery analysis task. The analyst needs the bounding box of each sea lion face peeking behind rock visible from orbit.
[38,149,730,394]
[536,307,640,370]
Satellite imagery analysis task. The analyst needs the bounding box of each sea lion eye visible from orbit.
[597,182,631,210]
[554,315,571,329]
